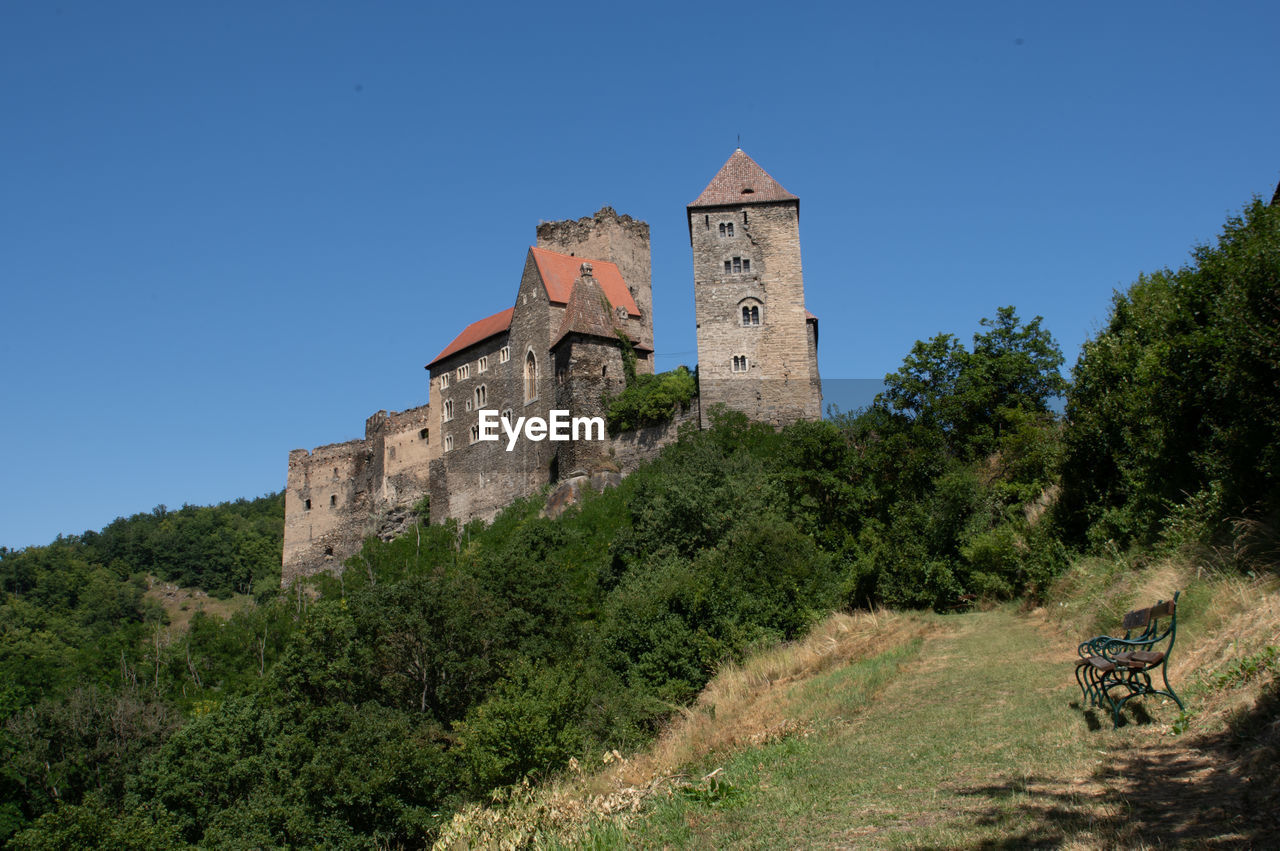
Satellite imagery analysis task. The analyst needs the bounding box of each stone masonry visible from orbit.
[689,149,821,425]
[282,152,820,585]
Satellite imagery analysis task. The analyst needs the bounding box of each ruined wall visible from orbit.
[690,200,821,425]
[282,405,433,585]
[283,440,377,582]
[537,207,655,373]
[367,405,434,504]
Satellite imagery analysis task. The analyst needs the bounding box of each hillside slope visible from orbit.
[440,565,1278,848]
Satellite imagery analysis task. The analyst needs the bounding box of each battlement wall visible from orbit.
[282,405,433,585]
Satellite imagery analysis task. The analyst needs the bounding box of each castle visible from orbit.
[282,150,822,584]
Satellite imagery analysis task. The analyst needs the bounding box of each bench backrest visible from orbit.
[1121,597,1177,631]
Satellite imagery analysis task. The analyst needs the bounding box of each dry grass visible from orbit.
[432,610,933,850]
[143,576,254,634]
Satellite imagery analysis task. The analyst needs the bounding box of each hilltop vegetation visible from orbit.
[1,197,1277,847]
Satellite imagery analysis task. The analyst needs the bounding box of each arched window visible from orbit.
[443,399,454,421]
[475,384,486,407]
[524,351,538,403]
[742,305,760,326]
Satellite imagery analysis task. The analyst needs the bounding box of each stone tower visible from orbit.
[536,207,655,372]
[688,149,821,425]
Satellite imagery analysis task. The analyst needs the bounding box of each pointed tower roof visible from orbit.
[688,149,799,208]
[552,270,627,349]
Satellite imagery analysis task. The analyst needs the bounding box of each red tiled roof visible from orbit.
[689,149,798,208]
[806,310,818,321]
[426,307,513,368]
[530,247,640,317]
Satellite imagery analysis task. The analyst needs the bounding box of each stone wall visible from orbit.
[608,402,700,474]
[690,200,821,425]
[282,405,433,585]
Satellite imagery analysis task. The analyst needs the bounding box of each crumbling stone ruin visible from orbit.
[282,151,821,584]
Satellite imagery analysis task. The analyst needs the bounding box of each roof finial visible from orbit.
[737,133,741,151]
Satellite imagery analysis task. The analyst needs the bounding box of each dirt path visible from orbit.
[628,608,1267,848]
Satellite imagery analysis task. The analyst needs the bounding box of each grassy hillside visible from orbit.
[440,554,1279,848]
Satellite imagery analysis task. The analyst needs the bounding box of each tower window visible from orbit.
[502,408,513,423]
[444,434,454,452]
[718,222,734,237]
[443,399,454,421]
[457,364,470,381]
[475,384,486,407]
[499,346,510,363]
[742,305,760,326]
[330,494,337,507]
[419,428,428,440]
[478,356,488,373]
[725,260,731,273]
[732,355,749,373]
[465,398,473,412]
[304,498,311,511]
[725,256,750,274]
[470,424,480,444]
[440,373,450,390]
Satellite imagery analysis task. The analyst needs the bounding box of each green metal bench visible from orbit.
[1074,591,1185,727]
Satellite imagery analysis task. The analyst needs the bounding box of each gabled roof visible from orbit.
[689,149,799,208]
[552,276,622,349]
[530,246,640,317]
[426,307,514,369]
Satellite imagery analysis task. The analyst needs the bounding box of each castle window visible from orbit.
[524,351,538,403]
[502,408,513,423]
[478,356,488,373]
[724,260,731,273]
[475,384,486,407]
[732,355,749,373]
[419,428,428,440]
[499,346,510,364]
[333,467,338,478]
[304,498,311,511]
[465,398,473,412]
[602,365,607,377]
[742,258,750,272]
[324,546,334,557]
[742,305,760,326]
[443,399,454,421]
[444,434,454,452]
[718,222,726,236]
[719,222,734,237]
[330,494,337,507]
[470,424,480,444]
[457,364,470,381]
[440,373,450,390]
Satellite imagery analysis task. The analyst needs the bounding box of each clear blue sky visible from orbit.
[3,1,1277,549]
